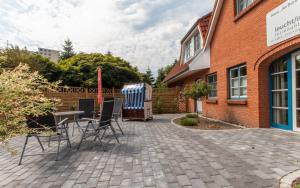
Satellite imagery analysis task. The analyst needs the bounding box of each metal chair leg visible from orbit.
[100,128,107,141]
[109,124,119,143]
[35,136,45,151]
[72,122,75,136]
[56,134,61,161]
[75,120,83,133]
[94,129,101,141]
[77,127,88,150]
[99,128,108,151]
[94,129,104,145]
[19,135,29,165]
[115,118,124,135]
[64,126,72,148]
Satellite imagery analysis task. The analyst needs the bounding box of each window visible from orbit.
[271,59,288,125]
[229,65,247,99]
[194,32,201,52]
[184,32,202,63]
[208,74,217,98]
[184,40,193,61]
[236,0,255,14]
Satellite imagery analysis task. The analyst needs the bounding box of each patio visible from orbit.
[1,114,300,188]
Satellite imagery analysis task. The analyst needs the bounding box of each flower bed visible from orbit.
[174,114,241,130]
[293,178,300,188]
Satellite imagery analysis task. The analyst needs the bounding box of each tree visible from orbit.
[0,46,61,82]
[60,38,75,60]
[155,60,176,88]
[106,51,112,56]
[0,64,60,143]
[144,67,155,86]
[183,80,210,116]
[58,53,143,88]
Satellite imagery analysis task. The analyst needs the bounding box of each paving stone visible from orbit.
[99,172,111,182]
[166,173,177,183]
[96,181,108,188]
[76,173,91,184]
[211,175,231,187]
[191,179,207,188]
[143,176,156,187]
[109,175,123,186]
[177,175,191,186]
[206,182,221,188]
[61,180,76,188]
[1,115,300,188]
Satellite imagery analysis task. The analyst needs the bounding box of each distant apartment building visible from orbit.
[38,48,60,63]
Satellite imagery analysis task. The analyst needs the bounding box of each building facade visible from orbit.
[165,0,300,131]
[38,48,60,63]
[164,13,212,113]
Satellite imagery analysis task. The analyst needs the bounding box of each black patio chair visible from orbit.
[67,98,96,136]
[19,114,71,165]
[79,99,95,119]
[112,98,124,135]
[77,98,119,150]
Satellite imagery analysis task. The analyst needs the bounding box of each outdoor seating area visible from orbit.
[18,97,125,166]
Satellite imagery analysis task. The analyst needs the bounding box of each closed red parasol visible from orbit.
[98,67,103,105]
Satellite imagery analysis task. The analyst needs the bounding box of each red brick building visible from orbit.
[165,0,300,131]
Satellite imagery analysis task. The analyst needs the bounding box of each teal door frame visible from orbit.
[269,54,293,131]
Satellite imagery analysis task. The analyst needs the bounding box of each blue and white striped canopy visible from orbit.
[122,84,145,109]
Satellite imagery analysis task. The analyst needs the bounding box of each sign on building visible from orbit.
[267,0,300,47]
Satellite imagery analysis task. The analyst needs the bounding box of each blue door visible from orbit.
[270,55,293,131]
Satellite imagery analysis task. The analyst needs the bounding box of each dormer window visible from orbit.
[194,32,201,52]
[236,0,255,14]
[184,31,202,63]
[185,40,193,62]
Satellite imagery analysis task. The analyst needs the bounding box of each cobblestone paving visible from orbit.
[1,114,300,188]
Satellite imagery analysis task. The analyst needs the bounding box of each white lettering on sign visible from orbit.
[267,0,300,46]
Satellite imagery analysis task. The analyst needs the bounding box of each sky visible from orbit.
[0,0,214,75]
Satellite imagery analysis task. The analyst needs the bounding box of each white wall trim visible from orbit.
[203,0,224,50]
[292,51,300,132]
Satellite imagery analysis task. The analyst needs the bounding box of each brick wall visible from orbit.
[204,0,300,128]
[168,69,209,113]
[44,87,185,114]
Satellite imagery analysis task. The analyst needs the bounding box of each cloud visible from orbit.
[0,0,214,75]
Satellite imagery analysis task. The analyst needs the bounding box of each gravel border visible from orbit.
[280,170,300,188]
[171,114,250,132]
[198,114,246,129]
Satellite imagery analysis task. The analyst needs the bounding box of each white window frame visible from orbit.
[292,51,300,131]
[207,73,217,99]
[183,28,203,63]
[194,32,202,52]
[236,0,255,14]
[184,39,193,62]
[229,65,247,99]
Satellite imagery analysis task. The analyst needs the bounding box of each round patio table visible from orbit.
[53,111,85,136]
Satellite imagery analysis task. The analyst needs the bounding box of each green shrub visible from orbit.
[0,64,60,143]
[186,114,198,118]
[180,117,198,126]
[154,96,163,114]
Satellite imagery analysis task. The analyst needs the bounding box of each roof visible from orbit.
[163,60,189,83]
[199,12,212,42]
[181,12,212,44]
[203,0,224,50]
[164,12,212,83]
